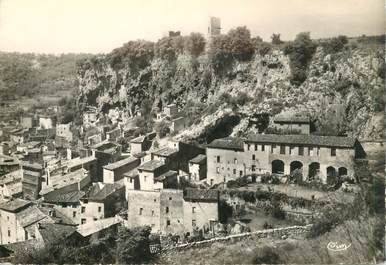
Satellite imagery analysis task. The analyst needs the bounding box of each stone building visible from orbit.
[126,188,218,235]
[22,162,44,200]
[137,160,167,191]
[170,117,187,133]
[206,134,365,185]
[151,147,180,171]
[272,114,313,134]
[39,115,55,130]
[103,156,140,183]
[56,123,73,147]
[188,154,207,182]
[207,17,221,38]
[91,141,122,182]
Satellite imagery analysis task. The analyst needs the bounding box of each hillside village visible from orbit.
[0,17,384,264]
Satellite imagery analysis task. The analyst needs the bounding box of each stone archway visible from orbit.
[308,162,320,180]
[272,160,284,174]
[338,167,348,177]
[290,161,303,173]
[326,166,337,185]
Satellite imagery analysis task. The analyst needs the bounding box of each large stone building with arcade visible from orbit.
[206,134,366,185]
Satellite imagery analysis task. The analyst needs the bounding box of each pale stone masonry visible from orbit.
[206,134,366,185]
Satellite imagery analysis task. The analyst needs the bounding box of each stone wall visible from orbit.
[161,224,312,252]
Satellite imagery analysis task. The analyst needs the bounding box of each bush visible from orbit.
[219,199,233,223]
[154,36,184,61]
[321,35,348,54]
[154,120,170,138]
[253,246,280,264]
[283,32,317,86]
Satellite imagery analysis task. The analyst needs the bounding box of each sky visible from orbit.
[0,0,384,54]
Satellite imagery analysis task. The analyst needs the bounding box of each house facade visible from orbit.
[207,134,365,185]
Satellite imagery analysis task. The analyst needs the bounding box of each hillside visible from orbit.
[0,52,94,102]
[76,33,384,142]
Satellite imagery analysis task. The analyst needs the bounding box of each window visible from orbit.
[130,178,133,183]
[152,210,154,216]
[169,197,172,200]
[254,144,257,151]
[317,147,320,156]
[139,208,143,215]
[81,219,86,224]
[93,217,98,221]
[252,165,256,172]
[331,148,336,156]
[216,156,221,163]
[252,154,256,160]
[262,145,265,151]
[166,219,171,226]
[210,179,214,185]
[98,206,102,213]
[308,147,313,156]
[154,199,157,202]
[240,171,243,177]
[216,167,220,173]
[8,230,11,237]
[144,176,147,182]
[289,146,294,155]
[7,216,9,221]
[81,206,85,213]
[192,207,196,213]
[165,207,169,213]
[298,146,304,156]
[280,145,285,154]
[233,169,236,175]
[25,230,28,240]
[271,145,276,153]
[73,211,77,218]
[234,158,238,164]
[192,219,197,227]
[247,144,251,151]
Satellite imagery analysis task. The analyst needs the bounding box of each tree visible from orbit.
[154,120,170,138]
[283,32,317,86]
[155,36,184,61]
[219,199,233,223]
[227,26,255,61]
[271,33,283,45]
[108,40,154,69]
[116,226,153,264]
[322,35,348,54]
[184,32,206,57]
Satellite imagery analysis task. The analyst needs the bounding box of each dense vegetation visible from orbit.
[0,52,93,100]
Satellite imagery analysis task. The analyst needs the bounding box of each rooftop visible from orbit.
[21,162,43,170]
[274,114,310,124]
[246,134,357,148]
[77,216,121,237]
[189,154,206,165]
[91,141,120,153]
[123,168,139,178]
[130,135,146,143]
[66,156,96,169]
[38,223,77,244]
[40,168,89,195]
[0,198,31,212]
[207,137,244,151]
[17,206,47,228]
[138,160,165,172]
[183,188,219,202]
[44,190,86,204]
[155,170,178,181]
[103,156,140,171]
[151,147,179,157]
[84,183,124,201]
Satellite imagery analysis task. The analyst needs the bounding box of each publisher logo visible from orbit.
[327,241,351,252]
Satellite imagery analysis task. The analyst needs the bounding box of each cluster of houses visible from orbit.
[0,104,365,254]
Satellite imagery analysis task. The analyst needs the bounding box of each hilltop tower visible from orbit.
[207,17,221,38]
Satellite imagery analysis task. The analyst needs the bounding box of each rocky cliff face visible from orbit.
[77,43,384,142]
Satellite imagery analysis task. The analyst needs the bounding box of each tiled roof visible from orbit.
[43,190,85,203]
[103,156,140,171]
[0,198,31,212]
[77,216,121,237]
[138,160,165,172]
[246,134,357,148]
[189,154,206,165]
[84,183,124,201]
[123,169,139,178]
[151,147,178,157]
[38,223,77,244]
[206,137,244,151]
[66,156,96,169]
[183,188,219,202]
[155,170,178,181]
[17,206,47,227]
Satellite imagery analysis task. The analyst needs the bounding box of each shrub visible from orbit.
[154,36,184,61]
[219,199,233,223]
[253,246,280,264]
[154,120,170,138]
[227,26,255,61]
[283,32,317,86]
[321,35,348,54]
